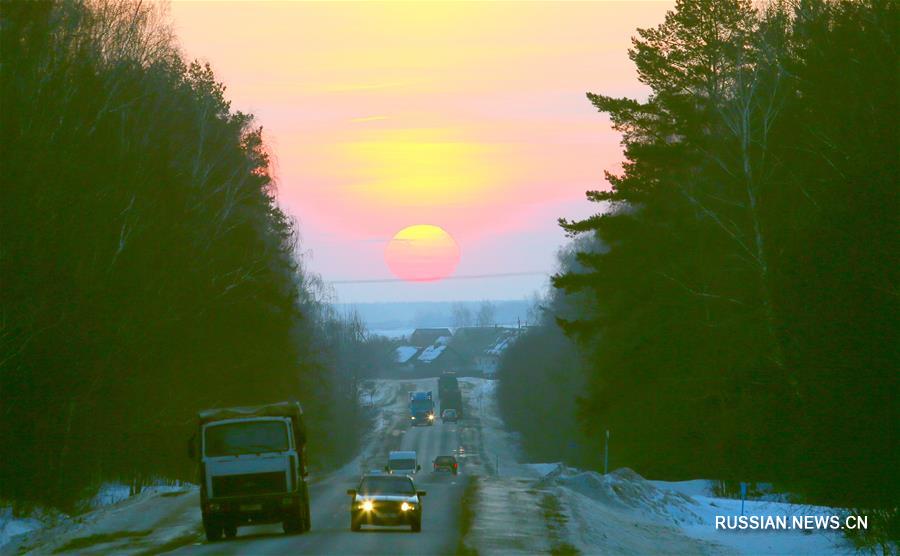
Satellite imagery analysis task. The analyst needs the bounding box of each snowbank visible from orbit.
[1,487,199,555]
[650,479,716,498]
[358,379,399,409]
[545,467,705,527]
[459,377,858,556]
[0,508,44,551]
[681,493,856,555]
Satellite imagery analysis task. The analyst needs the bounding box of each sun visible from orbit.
[385,225,460,282]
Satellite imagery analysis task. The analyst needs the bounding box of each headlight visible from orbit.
[401,502,413,511]
[428,414,434,420]
[411,416,415,420]
[360,500,374,512]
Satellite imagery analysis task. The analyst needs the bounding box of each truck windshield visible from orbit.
[410,401,431,412]
[390,459,416,470]
[204,420,289,457]
[359,476,415,495]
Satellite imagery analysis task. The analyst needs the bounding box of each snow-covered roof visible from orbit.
[417,343,447,363]
[485,330,519,356]
[486,338,510,356]
[394,346,420,364]
[410,328,453,347]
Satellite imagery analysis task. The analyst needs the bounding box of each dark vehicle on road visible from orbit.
[438,373,459,397]
[191,402,311,541]
[441,408,458,423]
[347,474,427,532]
[432,455,458,475]
[440,388,463,418]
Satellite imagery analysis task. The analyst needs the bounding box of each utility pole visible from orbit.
[603,429,610,474]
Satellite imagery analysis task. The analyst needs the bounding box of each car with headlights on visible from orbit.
[346,474,426,532]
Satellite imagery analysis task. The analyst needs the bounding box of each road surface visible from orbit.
[169,379,467,555]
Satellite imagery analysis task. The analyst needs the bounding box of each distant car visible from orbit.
[441,408,458,423]
[433,455,458,475]
[347,474,426,532]
[385,450,420,475]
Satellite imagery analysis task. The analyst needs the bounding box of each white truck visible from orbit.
[190,401,311,541]
[385,450,420,475]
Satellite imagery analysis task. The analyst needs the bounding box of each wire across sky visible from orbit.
[328,270,550,285]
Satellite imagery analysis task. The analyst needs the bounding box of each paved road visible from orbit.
[169,381,468,555]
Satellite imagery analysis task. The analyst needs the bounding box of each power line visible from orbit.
[328,270,549,285]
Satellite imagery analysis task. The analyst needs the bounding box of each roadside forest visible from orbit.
[0,0,389,509]
[498,0,898,539]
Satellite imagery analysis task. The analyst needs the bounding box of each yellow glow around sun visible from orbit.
[339,129,498,206]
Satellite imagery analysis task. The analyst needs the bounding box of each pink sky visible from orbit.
[168,1,673,302]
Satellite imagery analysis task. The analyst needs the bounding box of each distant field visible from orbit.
[333,300,533,333]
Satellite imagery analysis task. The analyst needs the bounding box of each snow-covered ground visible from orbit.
[530,465,857,555]
[0,486,199,555]
[0,482,192,553]
[0,508,46,551]
[457,377,859,556]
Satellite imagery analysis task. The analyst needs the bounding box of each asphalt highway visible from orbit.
[169,381,468,555]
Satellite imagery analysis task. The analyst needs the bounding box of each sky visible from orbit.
[168,1,674,302]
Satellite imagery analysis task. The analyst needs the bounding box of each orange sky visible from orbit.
[167,1,673,302]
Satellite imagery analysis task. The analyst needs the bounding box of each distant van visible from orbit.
[385,450,420,475]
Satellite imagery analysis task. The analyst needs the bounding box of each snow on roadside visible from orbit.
[456,378,722,555]
[338,379,409,478]
[1,480,191,553]
[357,379,398,410]
[459,376,857,555]
[680,493,856,555]
[0,507,47,551]
[542,466,856,555]
[545,467,705,527]
[88,482,188,511]
[0,486,199,555]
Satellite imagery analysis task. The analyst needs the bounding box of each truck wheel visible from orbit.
[411,517,421,532]
[350,515,361,532]
[204,522,222,542]
[224,524,237,539]
[283,515,301,534]
[303,499,312,531]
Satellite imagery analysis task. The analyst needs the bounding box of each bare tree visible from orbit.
[476,300,496,327]
[451,302,473,328]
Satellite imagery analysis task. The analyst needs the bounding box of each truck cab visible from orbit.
[408,391,435,426]
[192,402,311,542]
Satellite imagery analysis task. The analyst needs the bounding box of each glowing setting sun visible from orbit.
[385,225,461,282]
[168,1,674,301]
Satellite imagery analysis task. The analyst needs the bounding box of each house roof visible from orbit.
[409,328,453,347]
[487,334,515,356]
[450,326,512,358]
[417,342,447,363]
[394,346,420,364]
